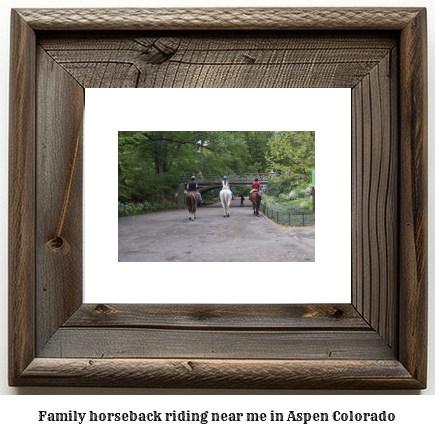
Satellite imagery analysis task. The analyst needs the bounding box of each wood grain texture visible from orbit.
[16,8,422,31]
[382,47,399,349]
[8,7,427,389]
[398,8,428,386]
[351,51,398,351]
[35,48,84,353]
[38,329,395,360]
[17,358,420,389]
[39,33,396,89]
[8,10,36,386]
[65,304,369,329]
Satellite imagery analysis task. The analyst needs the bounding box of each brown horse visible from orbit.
[249,191,262,216]
[186,191,199,220]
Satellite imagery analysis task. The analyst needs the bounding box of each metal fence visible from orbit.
[260,204,315,227]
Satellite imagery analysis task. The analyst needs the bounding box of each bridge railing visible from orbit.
[180,173,278,183]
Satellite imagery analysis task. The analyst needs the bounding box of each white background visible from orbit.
[85,88,351,304]
[0,0,434,423]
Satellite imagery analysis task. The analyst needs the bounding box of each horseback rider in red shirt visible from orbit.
[250,178,260,193]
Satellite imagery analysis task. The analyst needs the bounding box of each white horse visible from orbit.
[219,189,232,217]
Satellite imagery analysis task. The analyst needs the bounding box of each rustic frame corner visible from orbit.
[9,7,427,389]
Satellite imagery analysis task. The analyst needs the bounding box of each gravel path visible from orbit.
[118,198,315,262]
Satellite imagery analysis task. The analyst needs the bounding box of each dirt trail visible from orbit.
[118,197,315,262]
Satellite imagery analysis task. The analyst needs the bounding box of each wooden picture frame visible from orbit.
[9,8,427,389]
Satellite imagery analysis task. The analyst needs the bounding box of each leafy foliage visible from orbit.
[265,131,315,189]
[118,201,185,217]
[118,131,315,209]
[118,131,263,203]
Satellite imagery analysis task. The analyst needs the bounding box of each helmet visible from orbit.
[191,175,195,179]
[223,176,227,179]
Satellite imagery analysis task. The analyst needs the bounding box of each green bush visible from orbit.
[265,178,281,197]
[266,198,313,213]
[262,195,276,206]
[288,188,311,200]
[118,201,185,217]
[267,176,311,198]
[288,190,298,200]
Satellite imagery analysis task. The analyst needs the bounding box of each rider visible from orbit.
[250,178,260,194]
[187,175,203,203]
[220,175,232,198]
[222,175,231,191]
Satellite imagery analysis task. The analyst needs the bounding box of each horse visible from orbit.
[219,189,232,217]
[249,190,262,216]
[185,191,199,220]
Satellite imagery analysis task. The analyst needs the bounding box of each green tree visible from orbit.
[118,130,314,205]
[118,131,252,203]
[265,131,315,188]
[243,131,274,172]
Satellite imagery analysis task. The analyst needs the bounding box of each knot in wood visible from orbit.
[332,308,345,319]
[140,38,177,64]
[94,304,116,315]
[45,236,70,255]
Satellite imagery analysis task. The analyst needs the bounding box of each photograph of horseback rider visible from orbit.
[186,175,203,204]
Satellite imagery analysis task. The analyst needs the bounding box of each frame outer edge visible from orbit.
[15,7,422,31]
[399,8,428,387]
[7,7,428,389]
[17,358,422,389]
[8,10,37,385]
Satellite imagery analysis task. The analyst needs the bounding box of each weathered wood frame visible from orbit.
[9,8,427,389]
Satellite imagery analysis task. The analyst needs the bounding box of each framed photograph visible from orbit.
[9,8,427,388]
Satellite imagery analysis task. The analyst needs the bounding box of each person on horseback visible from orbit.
[222,175,231,192]
[187,175,202,203]
[250,178,262,217]
[250,178,260,194]
[220,176,232,217]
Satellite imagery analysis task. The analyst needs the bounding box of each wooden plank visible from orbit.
[35,47,84,354]
[398,9,428,386]
[45,47,394,66]
[386,46,399,350]
[377,50,398,351]
[65,304,370,330]
[368,63,382,333]
[361,74,372,321]
[352,52,399,351]
[15,8,422,31]
[39,329,395,360]
[18,358,419,389]
[8,9,36,386]
[375,55,389,343]
[39,33,396,89]
[351,82,363,313]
